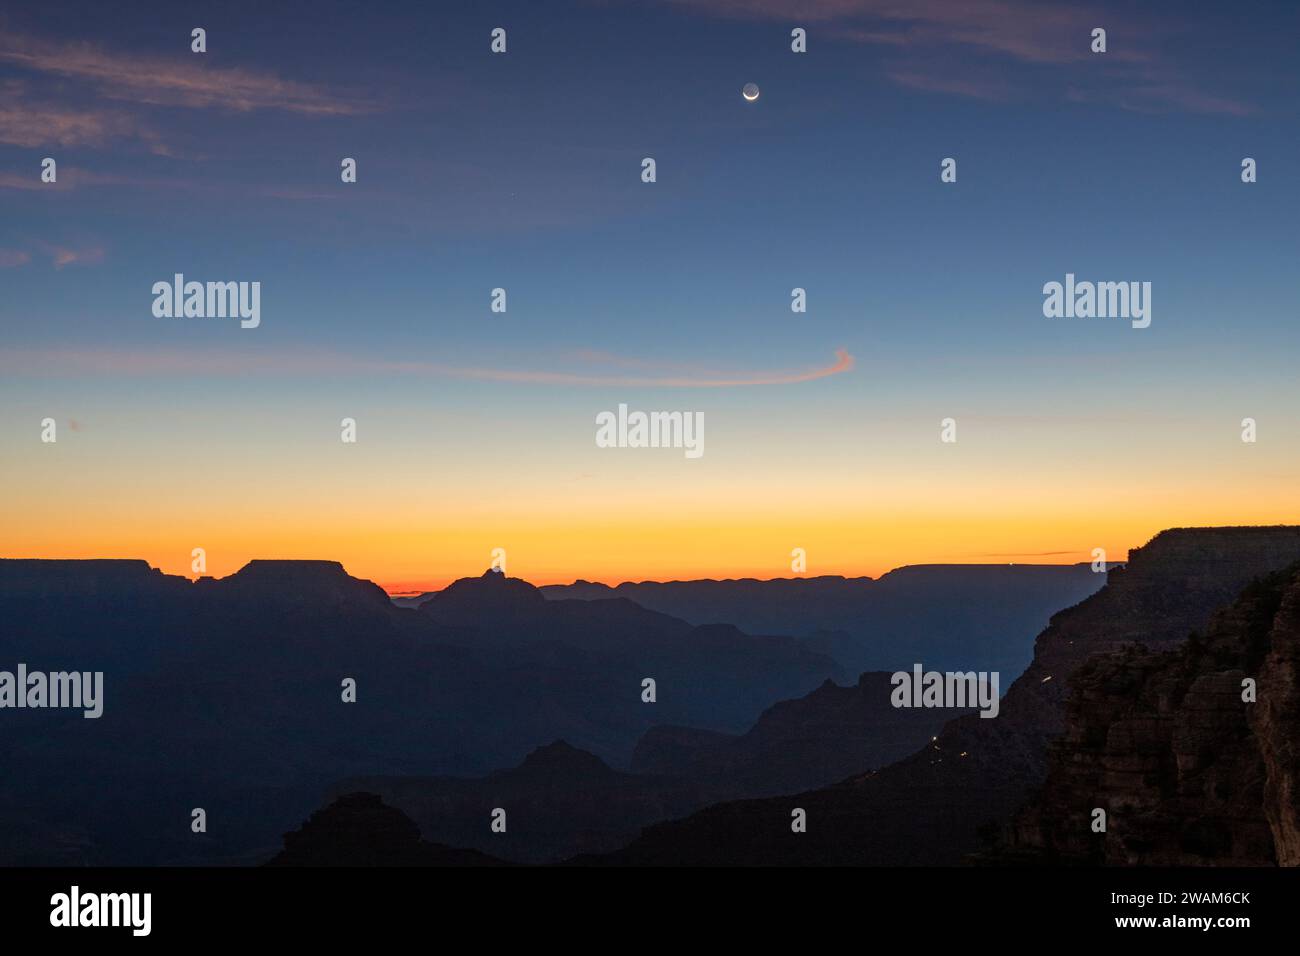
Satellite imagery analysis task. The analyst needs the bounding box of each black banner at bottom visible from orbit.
[0,865,1290,942]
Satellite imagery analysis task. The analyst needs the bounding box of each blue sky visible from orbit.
[1,0,1298,586]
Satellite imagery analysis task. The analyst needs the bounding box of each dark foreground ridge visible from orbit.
[997,560,1300,865]
[578,526,1300,865]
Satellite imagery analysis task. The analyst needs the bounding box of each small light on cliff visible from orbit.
[1041,675,1053,683]
[960,751,968,757]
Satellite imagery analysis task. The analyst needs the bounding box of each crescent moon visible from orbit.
[742,83,760,101]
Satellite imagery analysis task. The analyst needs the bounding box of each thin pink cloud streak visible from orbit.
[31,241,106,269]
[0,34,367,115]
[0,347,855,388]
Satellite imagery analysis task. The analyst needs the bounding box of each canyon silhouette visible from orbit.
[3,526,1300,867]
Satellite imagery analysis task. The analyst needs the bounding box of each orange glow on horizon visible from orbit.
[1,542,1138,596]
[6,421,1297,597]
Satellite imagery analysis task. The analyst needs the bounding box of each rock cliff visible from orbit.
[1001,560,1300,865]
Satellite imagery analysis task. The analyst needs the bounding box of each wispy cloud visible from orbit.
[1066,80,1256,117]
[0,30,368,152]
[0,166,148,191]
[0,165,345,199]
[0,242,103,268]
[30,241,106,269]
[666,0,1133,64]
[884,68,1015,102]
[0,32,368,115]
[0,172,48,191]
[0,81,165,150]
[662,0,1253,115]
[256,187,342,202]
[0,347,855,388]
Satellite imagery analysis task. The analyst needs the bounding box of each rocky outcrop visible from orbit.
[331,740,731,864]
[998,561,1300,865]
[1255,576,1300,864]
[1006,526,1300,743]
[418,568,548,626]
[266,793,506,866]
[0,559,189,599]
[215,559,394,610]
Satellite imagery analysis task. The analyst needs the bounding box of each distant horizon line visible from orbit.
[9,530,1299,597]
[0,553,1124,596]
[379,559,1124,596]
